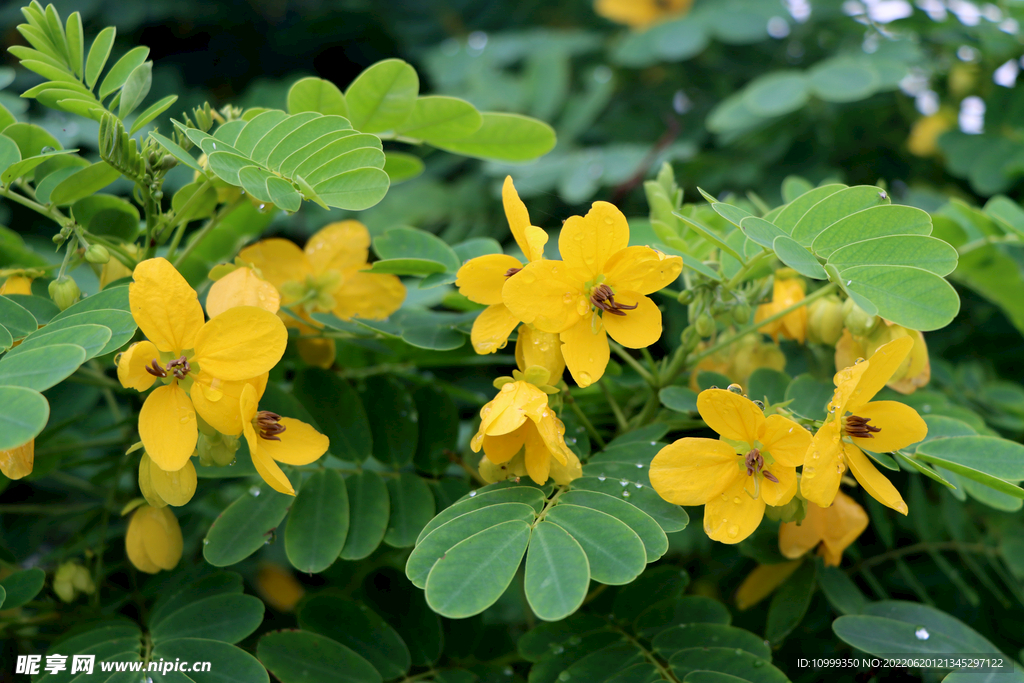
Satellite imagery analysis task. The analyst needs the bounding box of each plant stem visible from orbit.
[562,389,607,449]
[1,185,68,225]
[83,233,139,269]
[609,340,656,387]
[163,180,212,262]
[851,541,994,572]
[599,379,629,432]
[172,198,242,268]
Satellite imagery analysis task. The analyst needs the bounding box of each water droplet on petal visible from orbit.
[812,450,820,460]
[804,466,816,478]
[502,383,516,392]
[733,497,742,505]
[727,525,740,538]
[727,383,743,394]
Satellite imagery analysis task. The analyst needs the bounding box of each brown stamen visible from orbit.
[145,359,167,378]
[165,355,191,380]
[255,411,286,441]
[590,283,639,317]
[763,470,779,483]
[744,448,763,476]
[845,414,881,439]
[505,267,522,277]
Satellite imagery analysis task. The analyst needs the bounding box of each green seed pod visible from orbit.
[84,244,110,264]
[732,302,751,325]
[695,312,716,338]
[677,289,695,305]
[48,276,81,311]
[842,297,878,337]
[808,295,845,345]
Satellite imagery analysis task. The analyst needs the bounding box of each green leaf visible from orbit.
[149,131,202,173]
[0,385,48,450]
[299,596,411,680]
[151,638,269,683]
[670,647,787,682]
[915,436,1024,498]
[397,95,483,141]
[373,227,460,272]
[984,195,1024,238]
[118,60,152,118]
[634,596,731,637]
[841,265,960,331]
[808,57,881,102]
[293,369,372,463]
[151,593,264,644]
[313,167,390,211]
[783,374,833,420]
[412,384,458,474]
[0,135,22,178]
[834,614,995,659]
[432,112,556,162]
[98,46,149,99]
[340,471,390,560]
[811,205,932,257]
[0,295,40,338]
[362,376,418,466]
[742,70,809,117]
[525,521,590,622]
[72,194,140,240]
[772,235,827,280]
[149,571,244,626]
[817,564,867,616]
[683,673,758,683]
[345,59,419,133]
[0,567,45,609]
[287,77,348,117]
[285,469,349,573]
[559,490,667,562]
[417,484,547,543]
[384,472,436,548]
[40,309,137,355]
[747,368,791,405]
[425,519,532,619]
[828,235,957,276]
[65,12,83,79]
[1,149,76,186]
[52,287,129,319]
[765,559,816,644]
[791,185,889,246]
[258,630,383,683]
[772,184,847,234]
[85,26,116,89]
[544,504,646,585]
[740,216,786,249]
[0,343,86,391]
[128,94,177,136]
[659,386,699,413]
[7,323,110,361]
[50,161,121,205]
[34,165,80,204]
[203,483,293,566]
[654,623,772,660]
[561,644,647,683]
[383,151,424,183]
[2,122,62,158]
[569,477,689,533]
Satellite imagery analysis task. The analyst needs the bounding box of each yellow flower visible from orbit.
[734,560,802,610]
[206,266,281,318]
[779,490,868,566]
[835,323,930,395]
[0,439,34,480]
[256,562,305,612]
[117,258,288,472]
[125,504,183,574]
[594,0,693,28]
[801,336,927,514]
[650,389,810,544]
[755,274,807,344]
[99,244,141,289]
[456,176,549,354]
[515,324,566,383]
[908,110,955,157]
[138,452,197,507]
[239,383,329,496]
[53,561,95,602]
[0,275,33,295]
[470,373,581,486]
[503,202,683,387]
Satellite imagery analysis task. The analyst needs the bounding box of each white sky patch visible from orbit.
[900,69,930,96]
[866,0,914,22]
[959,95,985,134]
[916,0,947,21]
[981,4,1002,22]
[1001,18,1020,34]
[768,16,791,38]
[916,90,940,115]
[785,0,812,22]
[957,45,979,61]
[994,60,1019,87]
[948,0,981,25]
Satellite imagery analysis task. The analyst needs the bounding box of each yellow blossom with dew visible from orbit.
[238,220,405,368]
[206,266,281,318]
[239,383,329,496]
[779,490,868,566]
[138,452,198,507]
[456,176,549,355]
[125,504,183,574]
[650,388,810,544]
[503,202,683,388]
[116,258,288,472]
[689,333,786,392]
[835,323,930,395]
[0,439,34,480]
[755,273,807,344]
[801,336,927,514]
[515,324,566,383]
[594,0,693,28]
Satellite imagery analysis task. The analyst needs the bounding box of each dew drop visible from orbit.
[721,493,729,502]
[202,538,210,545]
[598,475,606,481]
[855,357,865,364]
[551,265,559,274]
[211,142,217,150]
[622,491,631,498]
[727,383,743,394]
[811,450,820,460]
[804,466,816,478]
[258,204,266,210]
[552,645,564,654]
[635,463,644,469]
[604,217,613,225]
[502,383,516,392]
[753,400,765,410]
[558,672,571,681]
[578,371,592,385]
[562,292,573,304]
[915,627,930,640]
[836,462,846,474]
[249,485,261,497]
[634,482,642,489]
[573,232,584,241]
[752,660,766,668]
[733,496,742,505]
[566,437,577,445]
[727,525,740,538]
[709,385,719,390]
[620,480,629,487]
[649,441,657,446]
[469,491,477,497]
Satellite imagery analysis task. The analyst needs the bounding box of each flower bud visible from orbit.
[807,295,845,345]
[677,289,695,305]
[48,276,80,311]
[84,244,110,264]
[732,302,751,325]
[841,297,877,337]
[680,325,699,352]
[695,312,716,338]
[0,439,34,480]
[125,504,183,574]
[196,431,239,467]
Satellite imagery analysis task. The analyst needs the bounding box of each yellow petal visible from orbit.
[558,201,629,281]
[559,314,609,388]
[704,475,765,544]
[533,413,570,466]
[819,490,869,565]
[0,275,33,295]
[238,238,312,290]
[194,306,287,381]
[297,338,337,368]
[126,508,162,574]
[523,422,552,485]
[456,254,524,306]
[734,560,802,610]
[549,448,583,485]
[305,220,370,275]
[0,439,34,480]
[602,291,662,349]
[830,360,870,416]
[834,329,864,376]
[759,414,811,468]
[502,260,584,334]
[149,457,198,506]
[482,382,548,436]
[260,418,328,465]
[848,336,914,411]
[482,428,526,464]
[849,400,927,453]
[206,267,281,319]
[470,304,520,355]
[140,384,197,472]
[256,562,305,612]
[760,465,797,506]
[779,505,826,560]
[603,246,683,295]
[503,176,548,263]
[332,270,406,321]
[697,388,765,444]
[130,258,205,353]
[192,372,268,436]
[885,329,930,394]
[649,438,739,506]
[117,341,160,392]
[844,443,908,515]
[138,453,166,508]
[251,444,296,495]
[515,324,565,380]
[799,421,844,508]
[138,505,183,570]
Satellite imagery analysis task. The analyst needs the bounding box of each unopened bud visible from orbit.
[680,326,699,352]
[84,244,110,264]
[695,312,716,338]
[48,276,80,311]
[677,289,695,305]
[842,297,878,337]
[808,295,844,345]
[159,154,177,171]
[732,302,751,325]
[196,432,239,467]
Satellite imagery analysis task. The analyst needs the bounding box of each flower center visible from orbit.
[254,411,286,441]
[844,414,881,439]
[589,283,637,317]
[743,447,778,483]
[145,355,191,380]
